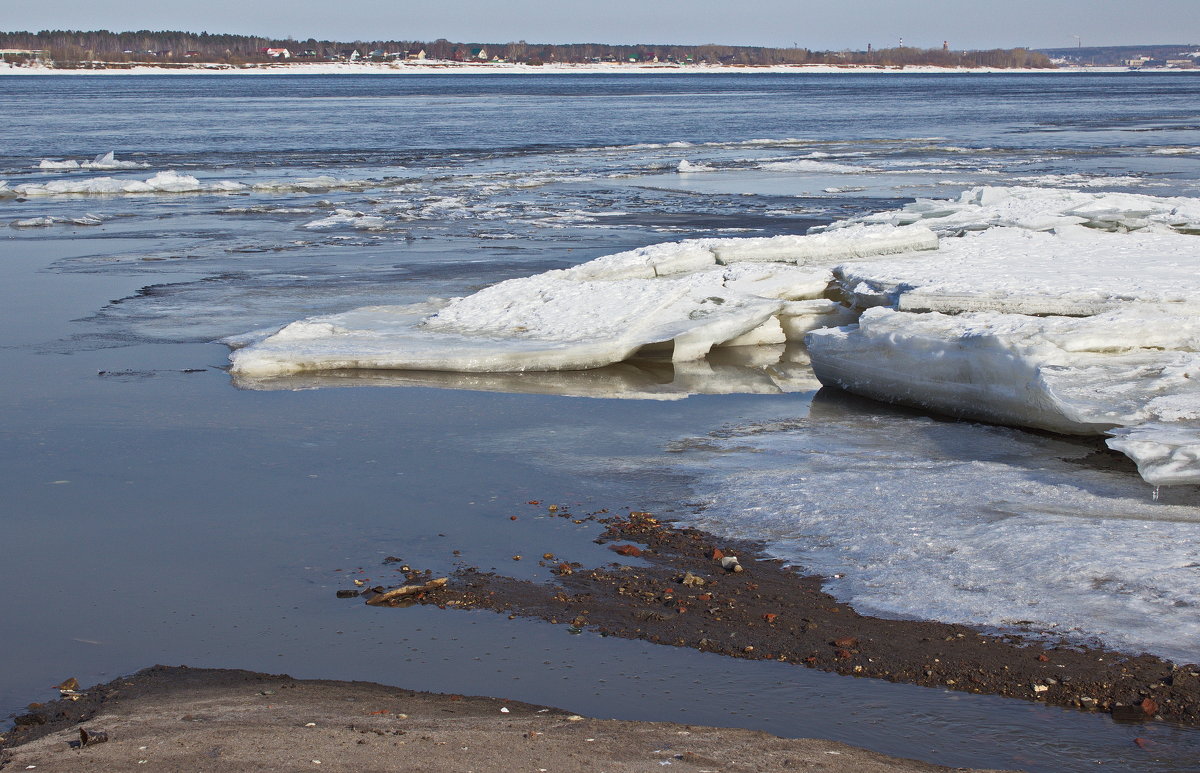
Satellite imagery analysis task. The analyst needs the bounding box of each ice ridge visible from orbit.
[806,186,1200,486]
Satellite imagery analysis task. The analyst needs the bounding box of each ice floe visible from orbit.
[11,213,105,227]
[758,159,872,174]
[671,408,1200,664]
[303,209,390,230]
[226,184,1200,485]
[0,172,377,197]
[808,186,1200,485]
[226,225,935,378]
[37,151,149,170]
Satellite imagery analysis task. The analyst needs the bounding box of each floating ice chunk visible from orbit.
[759,159,871,173]
[38,159,81,169]
[808,306,1200,482]
[7,172,372,197]
[229,273,785,377]
[10,213,105,228]
[84,151,149,169]
[303,209,389,230]
[676,159,714,173]
[11,170,247,196]
[250,175,362,191]
[12,216,57,227]
[228,225,944,379]
[37,152,148,170]
[1107,424,1200,486]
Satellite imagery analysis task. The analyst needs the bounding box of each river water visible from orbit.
[2,72,1200,770]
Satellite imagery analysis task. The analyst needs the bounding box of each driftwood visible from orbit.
[364,577,448,606]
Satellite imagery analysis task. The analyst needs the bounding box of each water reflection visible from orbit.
[230,343,823,398]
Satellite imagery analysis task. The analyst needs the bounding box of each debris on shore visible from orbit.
[357,504,1200,726]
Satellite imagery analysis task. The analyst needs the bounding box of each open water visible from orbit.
[3,72,1200,770]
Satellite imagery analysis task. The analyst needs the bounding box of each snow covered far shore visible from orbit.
[0,60,1145,76]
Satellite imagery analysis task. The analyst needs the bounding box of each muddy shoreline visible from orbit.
[0,666,1002,772]
[366,505,1200,727]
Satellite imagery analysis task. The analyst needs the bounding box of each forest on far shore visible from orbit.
[0,29,1057,69]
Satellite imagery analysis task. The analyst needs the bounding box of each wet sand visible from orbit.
[368,506,1200,726]
[0,666,1005,772]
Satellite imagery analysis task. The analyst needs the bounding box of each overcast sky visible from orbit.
[5,0,1197,50]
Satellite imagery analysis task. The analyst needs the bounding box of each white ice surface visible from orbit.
[228,227,936,378]
[671,411,1200,665]
[808,306,1200,439]
[11,213,105,227]
[831,185,1200,235]
[1,172,370,197]
[37,151,149,170]
[303,209,390,230]
[806,186,1200,485]
[835,225,1200,315]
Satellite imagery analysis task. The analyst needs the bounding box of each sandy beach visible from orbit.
[0,665,1008,772]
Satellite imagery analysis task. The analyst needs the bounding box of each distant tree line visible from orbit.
[0,29,1055,69]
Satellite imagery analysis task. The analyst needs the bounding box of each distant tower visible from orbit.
[867,43,872,53]
[943,40,949,51]
[899,37,903,48]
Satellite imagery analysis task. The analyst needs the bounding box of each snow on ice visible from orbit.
[227,185,1200,485]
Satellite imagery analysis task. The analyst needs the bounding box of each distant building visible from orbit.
[1167,59,1196,68]
[261,48,292,59]
[470,47,488,61]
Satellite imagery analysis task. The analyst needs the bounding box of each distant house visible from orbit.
[1167,59,1196,68]
[260,48,292,59]
[183,51,201,58]
[406,49,427,60]
[470,47,488,61]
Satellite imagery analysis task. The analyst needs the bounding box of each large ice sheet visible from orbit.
[805,187,1200,485]
[669,409,1200,664]
[229,273,786,376]
[809,306,1200,483]
[836,225,1200,315]
[228,227,930,378]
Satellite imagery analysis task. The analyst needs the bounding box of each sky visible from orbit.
[4,0,1198,51]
